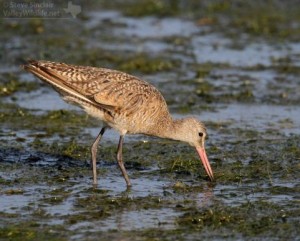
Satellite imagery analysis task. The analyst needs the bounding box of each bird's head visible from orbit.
[175,117,214,181]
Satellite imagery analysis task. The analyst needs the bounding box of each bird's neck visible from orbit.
[153,118,186,142]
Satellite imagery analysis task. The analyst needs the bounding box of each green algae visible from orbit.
[1,76,299,241]
[108,0,180,17]
[0,223,68,241]
[1,134,300,240]
[119,54,178,74]
[1,1,300,240]
[0,75,39,97]
[205,1,300,39]
[0,102,97,139]
[177,200,299,238]
[100,0,300,40]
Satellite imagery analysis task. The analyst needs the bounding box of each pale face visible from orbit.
[180,117,207,147]
[181,117,213,181]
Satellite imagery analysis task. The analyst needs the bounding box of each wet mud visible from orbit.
[0,1,299,240]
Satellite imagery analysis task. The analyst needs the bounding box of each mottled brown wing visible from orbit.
[23,60,167,116]
[92,75,166,116]
[22,60,116,112]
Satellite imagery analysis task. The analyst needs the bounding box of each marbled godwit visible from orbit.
[22,60,214,186]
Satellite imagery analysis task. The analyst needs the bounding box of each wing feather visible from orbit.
[23,60,168,121]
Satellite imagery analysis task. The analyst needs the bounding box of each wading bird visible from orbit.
[23,60,214,186]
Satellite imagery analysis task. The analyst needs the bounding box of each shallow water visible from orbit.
[201,103,300,135]
[1,1,300,240]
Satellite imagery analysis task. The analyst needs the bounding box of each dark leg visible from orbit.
[117,135,131,187]
[91,127,106,185]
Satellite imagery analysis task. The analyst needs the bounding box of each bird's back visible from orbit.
[23,60,172,135]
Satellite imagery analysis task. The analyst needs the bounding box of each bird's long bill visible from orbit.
[196,147,214,181]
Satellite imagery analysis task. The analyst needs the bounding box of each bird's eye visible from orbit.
[198,132,203,137]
